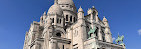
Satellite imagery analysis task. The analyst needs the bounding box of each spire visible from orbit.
[78,6,83,12]
[103,16,108,22]
[87,8,93,14]
[78,6,84,19]
[103,16,109,27]
[43,11,46,15]
[54,0,58,4]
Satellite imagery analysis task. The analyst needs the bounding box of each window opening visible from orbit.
[70,16,72,22]
[66,15,68,21]
[57,18,59,23]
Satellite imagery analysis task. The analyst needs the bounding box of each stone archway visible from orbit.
[53,28,66,38]
[49,28,70,49]
[56,33,61,37]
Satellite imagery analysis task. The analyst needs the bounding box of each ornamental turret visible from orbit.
[40,16,43,26]
[103,16,109,27]
[40,11,47,26]
[43,11,47,22]
[77,6,85,26]
[78,6,84,19]
[103,16,113,43]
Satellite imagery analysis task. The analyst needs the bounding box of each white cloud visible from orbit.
[138,29,141,35]
[112,37,116,41]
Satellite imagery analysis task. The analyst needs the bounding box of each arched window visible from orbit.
[63,45,64,49]
[57,18,59,23]
[66,15,68,21]
[60,19,61,23]
[102,31,106,42]
[86,26,90,38]
[97,48,100,49]
[56,33,61,37]
[66,6,68,7]
[94,27,99,37]
[52,18,54,23]
[62,6,64,7]
[76,18,77,21]
[73,17,75,22]
[70,16,72,22]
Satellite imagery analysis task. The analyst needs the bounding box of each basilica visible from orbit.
[23,0,126,49]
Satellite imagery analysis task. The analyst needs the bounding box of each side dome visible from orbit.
[47,4,63,15]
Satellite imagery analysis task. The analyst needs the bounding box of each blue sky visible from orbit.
[0,0,141,49]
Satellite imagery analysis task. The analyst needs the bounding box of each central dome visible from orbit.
[57,0,77,13]
[58,0,75,6]
[47,3,63,15]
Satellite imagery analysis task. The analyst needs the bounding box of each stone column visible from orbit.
[98,27,102,41]
[72,17,74,23]
[54,14,57,25]
[90,14,94,29]
[68,15,70,22]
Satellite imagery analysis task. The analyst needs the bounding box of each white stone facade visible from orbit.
[23,0,126,49]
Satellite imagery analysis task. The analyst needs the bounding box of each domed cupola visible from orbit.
[46,0,65,28]
[57,0,77,13]
[47,1,63,16]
